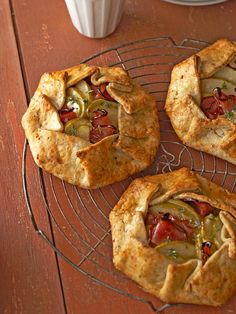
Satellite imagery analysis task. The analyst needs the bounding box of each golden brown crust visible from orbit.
[109,168,236,306]
[91,66,131,86]
[22,64,160,188]
[107,82,153,114]
[38,71,68,110]
[197,38,236,78]
[165,39,236,165]
[66,64,97,87]
[119,102,159,138]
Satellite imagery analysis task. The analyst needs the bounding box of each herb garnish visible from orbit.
[167,248,178,259]
[178,207,185,218]
[224,105,236,121]
[207,214,215,221]
[215,224,222,232]
[221,81,228,90]
[67,97,77,105]
[104,101,112,108]
[69,125,78,136]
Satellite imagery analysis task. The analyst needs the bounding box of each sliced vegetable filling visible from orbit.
[201,87,236,120]
[58,79,119,143]
[200,64,236,120]
[146,199,223,264]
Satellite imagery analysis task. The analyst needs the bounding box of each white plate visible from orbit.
[162,0,227,6]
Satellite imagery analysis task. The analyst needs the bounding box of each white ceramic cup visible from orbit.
[65,0,125,38]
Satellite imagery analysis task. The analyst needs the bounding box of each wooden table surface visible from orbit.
[1,0,236,313]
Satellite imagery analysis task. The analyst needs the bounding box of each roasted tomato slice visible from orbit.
[201,88,236,120]
[91,83,113,100]
[91,85,105,100]
[163,212,195,238]
[89,108,118,143]
[221,94,236,112]
[91,109,112,127]
[202,241,212,255]
[91,109,107,118]
[145,212,159,225]
[92,114,112,127]
[172,218,195,238]
[59,110,77,124]
[90,125,117,144]
[150,219,187,245]
[201,241,212,263]
[99,83,113,100]
[192,201,213,217]
[201,96,223,119]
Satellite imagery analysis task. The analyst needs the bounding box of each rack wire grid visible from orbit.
[22,37,236,313]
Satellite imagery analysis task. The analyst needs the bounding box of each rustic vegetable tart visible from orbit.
[165,38,236,165]
[22,64,159,188]
[109,168,236,306]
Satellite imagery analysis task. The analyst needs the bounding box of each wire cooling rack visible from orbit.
[22,37,236,313]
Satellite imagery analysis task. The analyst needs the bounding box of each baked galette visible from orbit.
[165,38,236,164]
[22,64,159,188]
[109,168,236,306]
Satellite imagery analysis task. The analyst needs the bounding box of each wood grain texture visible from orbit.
[8,0,236,313]
[11,0,236,95]
[0,1,66,313]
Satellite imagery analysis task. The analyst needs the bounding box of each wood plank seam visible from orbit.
[7,0,68,313]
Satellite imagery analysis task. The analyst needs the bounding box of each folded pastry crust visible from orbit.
[165,38,236,164]
[109,168,236,306]
[22,64,160,188]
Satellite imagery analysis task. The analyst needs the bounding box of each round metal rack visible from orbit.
[22,37,236,313]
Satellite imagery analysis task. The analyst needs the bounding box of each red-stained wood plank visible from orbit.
[11,0,236,94]
[9,0,236,313]
[0,1,66,313]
